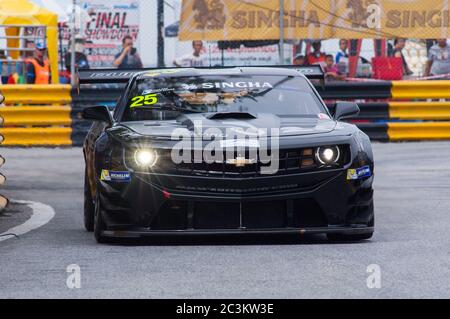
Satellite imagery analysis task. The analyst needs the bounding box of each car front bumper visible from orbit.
[97,166,374,236]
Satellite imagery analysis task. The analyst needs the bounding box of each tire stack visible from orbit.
[0,93,9,211]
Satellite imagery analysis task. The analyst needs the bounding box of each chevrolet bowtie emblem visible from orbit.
[226,157,256,167]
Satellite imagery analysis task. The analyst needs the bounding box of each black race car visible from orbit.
[79,66,374,243]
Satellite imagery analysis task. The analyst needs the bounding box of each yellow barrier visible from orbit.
[0,106,72,126]
[0,127,72,146]
[0,85,73,146]
[388,122,450,140]
[389,102,450,120]
[0,154,6,211]
[391,81,450,100]
[0,85,72,104]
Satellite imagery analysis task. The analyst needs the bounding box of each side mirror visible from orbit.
[334,102,360,121]
[0,94,4,104]
[82,106,113,126]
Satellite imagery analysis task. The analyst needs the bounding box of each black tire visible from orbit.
[327,232,373,242]
[84,168,95,232]
[94,194,109,244]
[328,211,375,242]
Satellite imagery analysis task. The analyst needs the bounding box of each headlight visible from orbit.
[315,146,340,166]
[134,149,158,168]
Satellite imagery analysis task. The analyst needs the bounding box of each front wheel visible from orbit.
[84,168,95,232]
[94,195,109,244]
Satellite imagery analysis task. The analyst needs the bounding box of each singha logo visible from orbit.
[193,0,226,30]
[346,0,377,28]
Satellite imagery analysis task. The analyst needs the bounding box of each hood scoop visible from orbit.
[176,113,257,131]
[207,112,257,120]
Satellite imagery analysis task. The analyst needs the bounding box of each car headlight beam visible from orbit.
[134,149,158,168]
[316,146,340,166]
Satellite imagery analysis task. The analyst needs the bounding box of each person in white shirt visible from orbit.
[173,41,205,67]
[335,39,349,76]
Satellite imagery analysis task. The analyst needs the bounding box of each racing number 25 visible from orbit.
[130,94,158,108]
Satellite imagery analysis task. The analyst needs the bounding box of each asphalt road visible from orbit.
[0,142,449,299]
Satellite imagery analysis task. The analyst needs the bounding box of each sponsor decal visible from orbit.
[100,170,131,182]
[181,83,199,90]
[347,165,372,180]
[142,88,175,95]
[179,82,273,91]
[220,139,260,148]
[202,82,273,89]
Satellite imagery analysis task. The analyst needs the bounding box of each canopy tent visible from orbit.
[0,0,59,83]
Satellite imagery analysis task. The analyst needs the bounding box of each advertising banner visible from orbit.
[180,0,450,40]
[60,0,140,68]
[182,42,292,66]
[82,0,140,67]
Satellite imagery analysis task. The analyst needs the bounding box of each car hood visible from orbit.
[119,113,337,139]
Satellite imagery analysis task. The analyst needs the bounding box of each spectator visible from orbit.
[306,40,326,67]
[425,39,450,77]
[389,38,413,76]
[173,40,205,67]
[0,50,8,84]
[26,41,51,84]
[335,39,349,75]
[324,54,345,80]
[293,54,306,66]
[23,40,35,59]
[113,35,143,69]
[64,36,90,73]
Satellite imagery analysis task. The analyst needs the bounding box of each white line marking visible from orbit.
[0,200,55,242]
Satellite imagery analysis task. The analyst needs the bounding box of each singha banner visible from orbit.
[179,0,450,40]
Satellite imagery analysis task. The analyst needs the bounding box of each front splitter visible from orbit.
[102,226,374,238]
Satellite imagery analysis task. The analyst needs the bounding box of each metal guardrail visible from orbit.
[389,102,450,120]
[388,122,450,140]
[0,85,72,105]
[0,106,71,126]
[0,93,8,211]
[317,81,392,100]
[0,127,72,146]
[391,81,450,99]
[331,101,450,121]
[0,85,72,146]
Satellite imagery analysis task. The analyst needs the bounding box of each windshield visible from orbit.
[121,75,328,122]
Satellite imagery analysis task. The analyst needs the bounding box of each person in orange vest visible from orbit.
[306,40,327,67]
[26,41,51,84]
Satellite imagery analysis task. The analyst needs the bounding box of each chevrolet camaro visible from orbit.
[79,66,374,243]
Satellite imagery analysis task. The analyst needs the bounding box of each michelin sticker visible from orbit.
[101,170,131,183]
[347,166,372,180]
